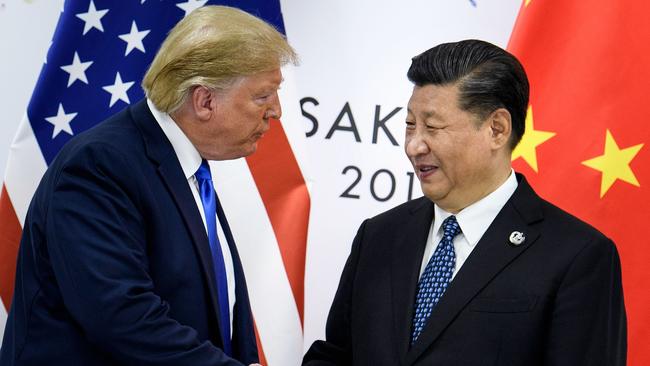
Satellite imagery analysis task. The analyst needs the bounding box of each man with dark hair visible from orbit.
[303,39,626,365]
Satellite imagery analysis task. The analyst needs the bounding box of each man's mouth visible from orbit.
[416,164,438,178]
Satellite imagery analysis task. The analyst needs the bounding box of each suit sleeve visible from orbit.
[45,144,244,366]
[302,221,368,366]
[543,236,627,365]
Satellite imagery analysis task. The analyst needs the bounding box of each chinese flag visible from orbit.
[508,0,649,364]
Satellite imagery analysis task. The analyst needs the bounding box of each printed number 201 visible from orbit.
[340,165,416,202]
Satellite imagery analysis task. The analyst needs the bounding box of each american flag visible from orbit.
[0,1,310,365]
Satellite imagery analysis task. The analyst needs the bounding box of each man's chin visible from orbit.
[227,145,257,160]
[206,145,257,160]
[421,186,449,205]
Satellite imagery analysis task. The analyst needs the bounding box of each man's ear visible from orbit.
[488,108,512,150]
[191,85,216,121]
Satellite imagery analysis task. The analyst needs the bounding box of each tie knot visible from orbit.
[442,215,461,239]
[195,159,212,182]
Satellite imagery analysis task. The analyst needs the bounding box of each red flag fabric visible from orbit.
[0,185,21,310]
[508,0,650,364]
[247,118,311,325]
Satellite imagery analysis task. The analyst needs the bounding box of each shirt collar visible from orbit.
[147,99,202,180]
[433,170,518,246]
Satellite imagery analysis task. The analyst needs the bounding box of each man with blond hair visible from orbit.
[1,6,297,366]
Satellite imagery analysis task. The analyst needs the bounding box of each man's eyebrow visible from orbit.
[406,107,442,120]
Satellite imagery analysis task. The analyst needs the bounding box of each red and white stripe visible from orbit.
[214,117,310,365]
[0,114,48,341]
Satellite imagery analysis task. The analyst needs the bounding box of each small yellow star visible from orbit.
[511,106,556,172]
[525,0,532,6]
[582,129,643,198]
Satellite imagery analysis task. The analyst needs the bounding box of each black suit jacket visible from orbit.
[304,174,626,365]
[1,100,258,365]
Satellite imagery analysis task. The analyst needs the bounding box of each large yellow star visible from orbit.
[582,129,644,198]
[511,106,556,172]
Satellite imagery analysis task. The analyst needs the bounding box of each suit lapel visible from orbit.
[390,198,435,362]
[129,100,223,335]
[405,175,544,365]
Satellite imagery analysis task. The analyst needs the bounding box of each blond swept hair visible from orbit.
[142,6,298,113]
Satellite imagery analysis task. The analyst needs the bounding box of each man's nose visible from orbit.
[405,132,430,157]
[265,92,282,120]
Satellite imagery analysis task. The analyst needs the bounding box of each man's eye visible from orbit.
[254,95,271,104]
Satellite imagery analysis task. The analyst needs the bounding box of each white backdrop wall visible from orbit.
[0,0,521,355]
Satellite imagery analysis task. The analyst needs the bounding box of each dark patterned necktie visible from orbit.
[411,215,461,344]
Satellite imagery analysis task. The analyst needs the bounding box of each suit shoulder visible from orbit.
[536,197,614,249]
[365,196,431,226]
[51,108,145,170]
[66,109,141,152]
[38,110,150,197]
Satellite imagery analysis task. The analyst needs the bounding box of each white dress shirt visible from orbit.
[419,171,518,280]
[147,99,236,336]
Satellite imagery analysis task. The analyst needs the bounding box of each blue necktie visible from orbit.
[411,215,461,344]
[195,159,232,356]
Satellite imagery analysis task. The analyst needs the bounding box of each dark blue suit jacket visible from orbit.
[1,100,258,365]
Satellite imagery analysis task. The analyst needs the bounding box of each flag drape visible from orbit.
[0,1,309,364]
[508,1,649,364]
